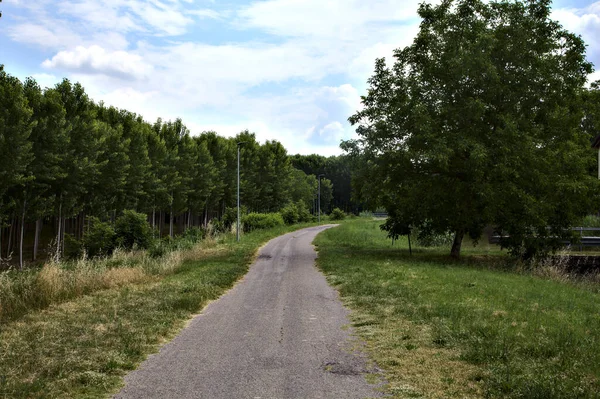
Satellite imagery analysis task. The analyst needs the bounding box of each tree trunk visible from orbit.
[33,218,42,261]
[169,209,174,238]
[62,216,66,255]
[19,199,26,270]
[80,212,85,239]
[7,216,15,258]
[0,218,3,260]
[159,211,163,238]
[450,229,464,259]
[152,207,156,231]
[56,198,62,260]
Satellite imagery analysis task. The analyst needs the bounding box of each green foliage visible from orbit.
[296,201,312,223]
[83,217,116,257]
[182,227,206,242]
[63,234,83,260]
[0,64,334,267]
[329,208,346,221]
[380,215,411,242]
[148,241,168,258]
[242,212,284,232]
[412,229,454,248]
[579,215,600,227]
[114,210,153,250]
[280,203,299,225]
[290,154,356,213]
[279,201,313,225]
[345,0,600,259]
[222,206,247,229]
[280,201,313,225]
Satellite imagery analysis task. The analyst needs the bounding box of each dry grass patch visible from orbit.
[359,316,483,398]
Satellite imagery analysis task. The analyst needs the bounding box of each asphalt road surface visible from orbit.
[115,225,380,399]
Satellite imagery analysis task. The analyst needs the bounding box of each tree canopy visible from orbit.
[344,0,600,258]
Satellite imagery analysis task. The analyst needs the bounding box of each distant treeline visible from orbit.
[289,154,360,215]
[0,65,348,267]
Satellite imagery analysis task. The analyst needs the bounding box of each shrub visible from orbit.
[64,234,83,260]
[242,212,284,232]
[280,203,299,225]
[411,226,454,247]
[148,241,167,258]
[182,226,206,242]
[329,208,346,221]
[83,217,116,257]
[222,206,247,229]
[115,210,153,250]
[280,201,312,225]
[296,201,312,223]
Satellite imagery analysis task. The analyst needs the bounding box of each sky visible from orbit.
[1,0,600,156]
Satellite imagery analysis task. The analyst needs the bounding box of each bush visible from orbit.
[148,241,167,258]
[115,210,153,250]
[64,234,83,260]
[280,203,299,225]
[280,201,312,225]
[411,226,454,247]
[242,212,284,232]
[222,206,248,229]
[182,226,206,242]
[83,217,116,257]
[296,201,312,223]
[329,208,346,221]
[579,215,600,227]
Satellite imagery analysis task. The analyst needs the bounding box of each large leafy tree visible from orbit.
[345,0,599,258]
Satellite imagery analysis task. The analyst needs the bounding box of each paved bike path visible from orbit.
[115,225,380,399]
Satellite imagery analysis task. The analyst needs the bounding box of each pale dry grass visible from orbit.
[0,239,207,322]
[351,312,483,398]
[531,250,572,283]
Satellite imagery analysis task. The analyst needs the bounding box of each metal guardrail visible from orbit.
[490,227,600,248]
[372,212,388,218]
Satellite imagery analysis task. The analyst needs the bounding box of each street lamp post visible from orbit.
[237,142,245,242]
[318,174,325,224]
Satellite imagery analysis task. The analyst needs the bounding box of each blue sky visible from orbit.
[1,0,599,155]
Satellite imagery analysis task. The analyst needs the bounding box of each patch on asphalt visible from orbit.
[257,254,272,260]
[322,361,366,376]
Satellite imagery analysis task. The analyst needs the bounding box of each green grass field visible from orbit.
[314,219,600,398]
[0,223,317,398]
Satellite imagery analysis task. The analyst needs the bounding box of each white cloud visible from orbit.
[188,9,222,19]
[56,0,141,33]
[317,121,345,144]
[552,2,600,61]
[7,23,79,49]
[238,0,419,38]
[5,0,429,155]
[30,73,61,90]
[132,0,194,36]
[42,45,153,80]
[588,70,600,86]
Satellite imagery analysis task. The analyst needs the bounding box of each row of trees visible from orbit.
[0,65,333,268]
[345,0,600,258]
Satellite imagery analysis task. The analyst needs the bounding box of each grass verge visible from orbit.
[314,219,600,398]
[0,222,317,398]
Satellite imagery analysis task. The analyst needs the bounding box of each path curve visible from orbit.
[115,224,380,399]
